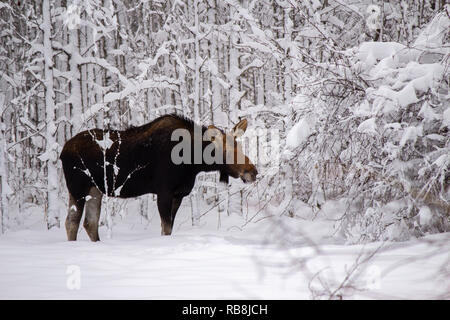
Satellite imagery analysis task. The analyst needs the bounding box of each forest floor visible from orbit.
[0,198,448,299]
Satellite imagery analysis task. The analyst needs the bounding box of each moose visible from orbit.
[60,114,258,241]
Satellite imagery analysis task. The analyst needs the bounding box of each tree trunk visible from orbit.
[43,0,60,229]
[0,118,9,233]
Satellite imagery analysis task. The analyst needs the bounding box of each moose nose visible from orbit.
[242,169,258,183]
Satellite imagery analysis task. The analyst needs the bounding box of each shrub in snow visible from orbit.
[284,6,449,243]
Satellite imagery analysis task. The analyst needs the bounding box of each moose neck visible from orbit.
[185,122,229,180]
[193,140,226,174]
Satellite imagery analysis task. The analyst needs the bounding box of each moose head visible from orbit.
[205,119,258,184]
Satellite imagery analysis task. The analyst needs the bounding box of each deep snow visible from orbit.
[0,198,448,299]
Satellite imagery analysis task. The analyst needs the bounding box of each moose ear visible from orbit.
[232,119,247,137]
[205,125,223,143]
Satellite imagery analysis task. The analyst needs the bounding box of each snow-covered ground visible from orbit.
[0,198,448,299]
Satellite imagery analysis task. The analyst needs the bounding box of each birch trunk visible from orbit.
[228,30,239,123]
[0,117,8,233]
[69,27,83,133]
[283,6,292,102]
[43,0,60,229]
[193,0,201,123]
[191,0,201,226]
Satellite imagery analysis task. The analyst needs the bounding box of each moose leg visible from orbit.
[83,187,103,242]
[66,194,85,241]
[169,196,183,231]
[157,193,177,236]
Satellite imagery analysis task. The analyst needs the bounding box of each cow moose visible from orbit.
[60,114,258,241]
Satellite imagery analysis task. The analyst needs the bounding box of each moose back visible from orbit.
[60,114,258,241]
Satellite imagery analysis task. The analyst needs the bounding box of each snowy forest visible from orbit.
[0,0,449,299]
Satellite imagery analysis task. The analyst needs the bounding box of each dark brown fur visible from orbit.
[60,114,257,241]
